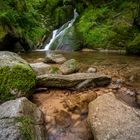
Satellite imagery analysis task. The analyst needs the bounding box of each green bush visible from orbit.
[127,33,140,54]
[76,6,115,48]
[0,0,46,44]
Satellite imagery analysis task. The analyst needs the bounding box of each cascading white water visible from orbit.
[44,30,58,50]
[44,9,78,51]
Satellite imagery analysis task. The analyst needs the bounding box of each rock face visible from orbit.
[0,51,36,102]
[44,53,66,64]
[37,73,111,90]
[0,97,46,140]
[88,93,140,140]
[0,29,31,52]
[60,59,80,74]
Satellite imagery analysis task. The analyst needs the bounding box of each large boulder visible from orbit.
[0,51,36,102]
[0,97,46,140]
[60,59,80,74]
[37,73,111,90]
[88,93,140,140]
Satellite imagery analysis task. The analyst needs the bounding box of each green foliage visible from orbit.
[0,64,36,102]
[75,0,140,53]
[85,25,116,47]
[16,116,34,140]
[0,0,46,44]
[127,33,140,54]
[76,6,115,48]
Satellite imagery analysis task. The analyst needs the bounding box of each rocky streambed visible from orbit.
[0,51,140,140]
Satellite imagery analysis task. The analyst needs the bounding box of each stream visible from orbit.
[21,51,140,140]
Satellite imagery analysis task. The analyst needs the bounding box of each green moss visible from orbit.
[16,116,34,140]
[113,21,130,35]
[0,64,36,102]
[126,34,140,54]
[49,66,60,74]
[0,25,6,39]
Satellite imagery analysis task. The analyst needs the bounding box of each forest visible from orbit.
[0,0,140,54]
[0,0,140,140]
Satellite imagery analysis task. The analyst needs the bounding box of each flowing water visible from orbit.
[44,9,78,51]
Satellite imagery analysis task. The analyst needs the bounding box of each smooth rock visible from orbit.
[87,67,97,73]
[88,93,140,140]
[30,62,51,75]
[37,73,111,90]
[60,59,79,74]
[44,53,66,64]
[0,97,46,140]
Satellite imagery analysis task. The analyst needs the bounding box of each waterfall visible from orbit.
[44,9,78,51]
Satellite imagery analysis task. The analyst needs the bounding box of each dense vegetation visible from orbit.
[0,0,140,54]
[75,0,140,54]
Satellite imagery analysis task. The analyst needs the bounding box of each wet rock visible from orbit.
[87,67,97,73]
[30,62,51,75]
[125,89,135,96]
[44,53,66,64]
[88,93,140,140]
[37,73,111,90]
[60,59,80,74]
[55,110,72,128]
[0,51,36,102]
[0,97,46,140]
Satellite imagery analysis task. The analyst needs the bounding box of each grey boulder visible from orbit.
[0,97,46,140]
[88,93,140,140]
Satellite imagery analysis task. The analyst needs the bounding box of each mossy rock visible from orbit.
[0,51,36,102]
[0,97,46,140]
[60,59,80,74]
